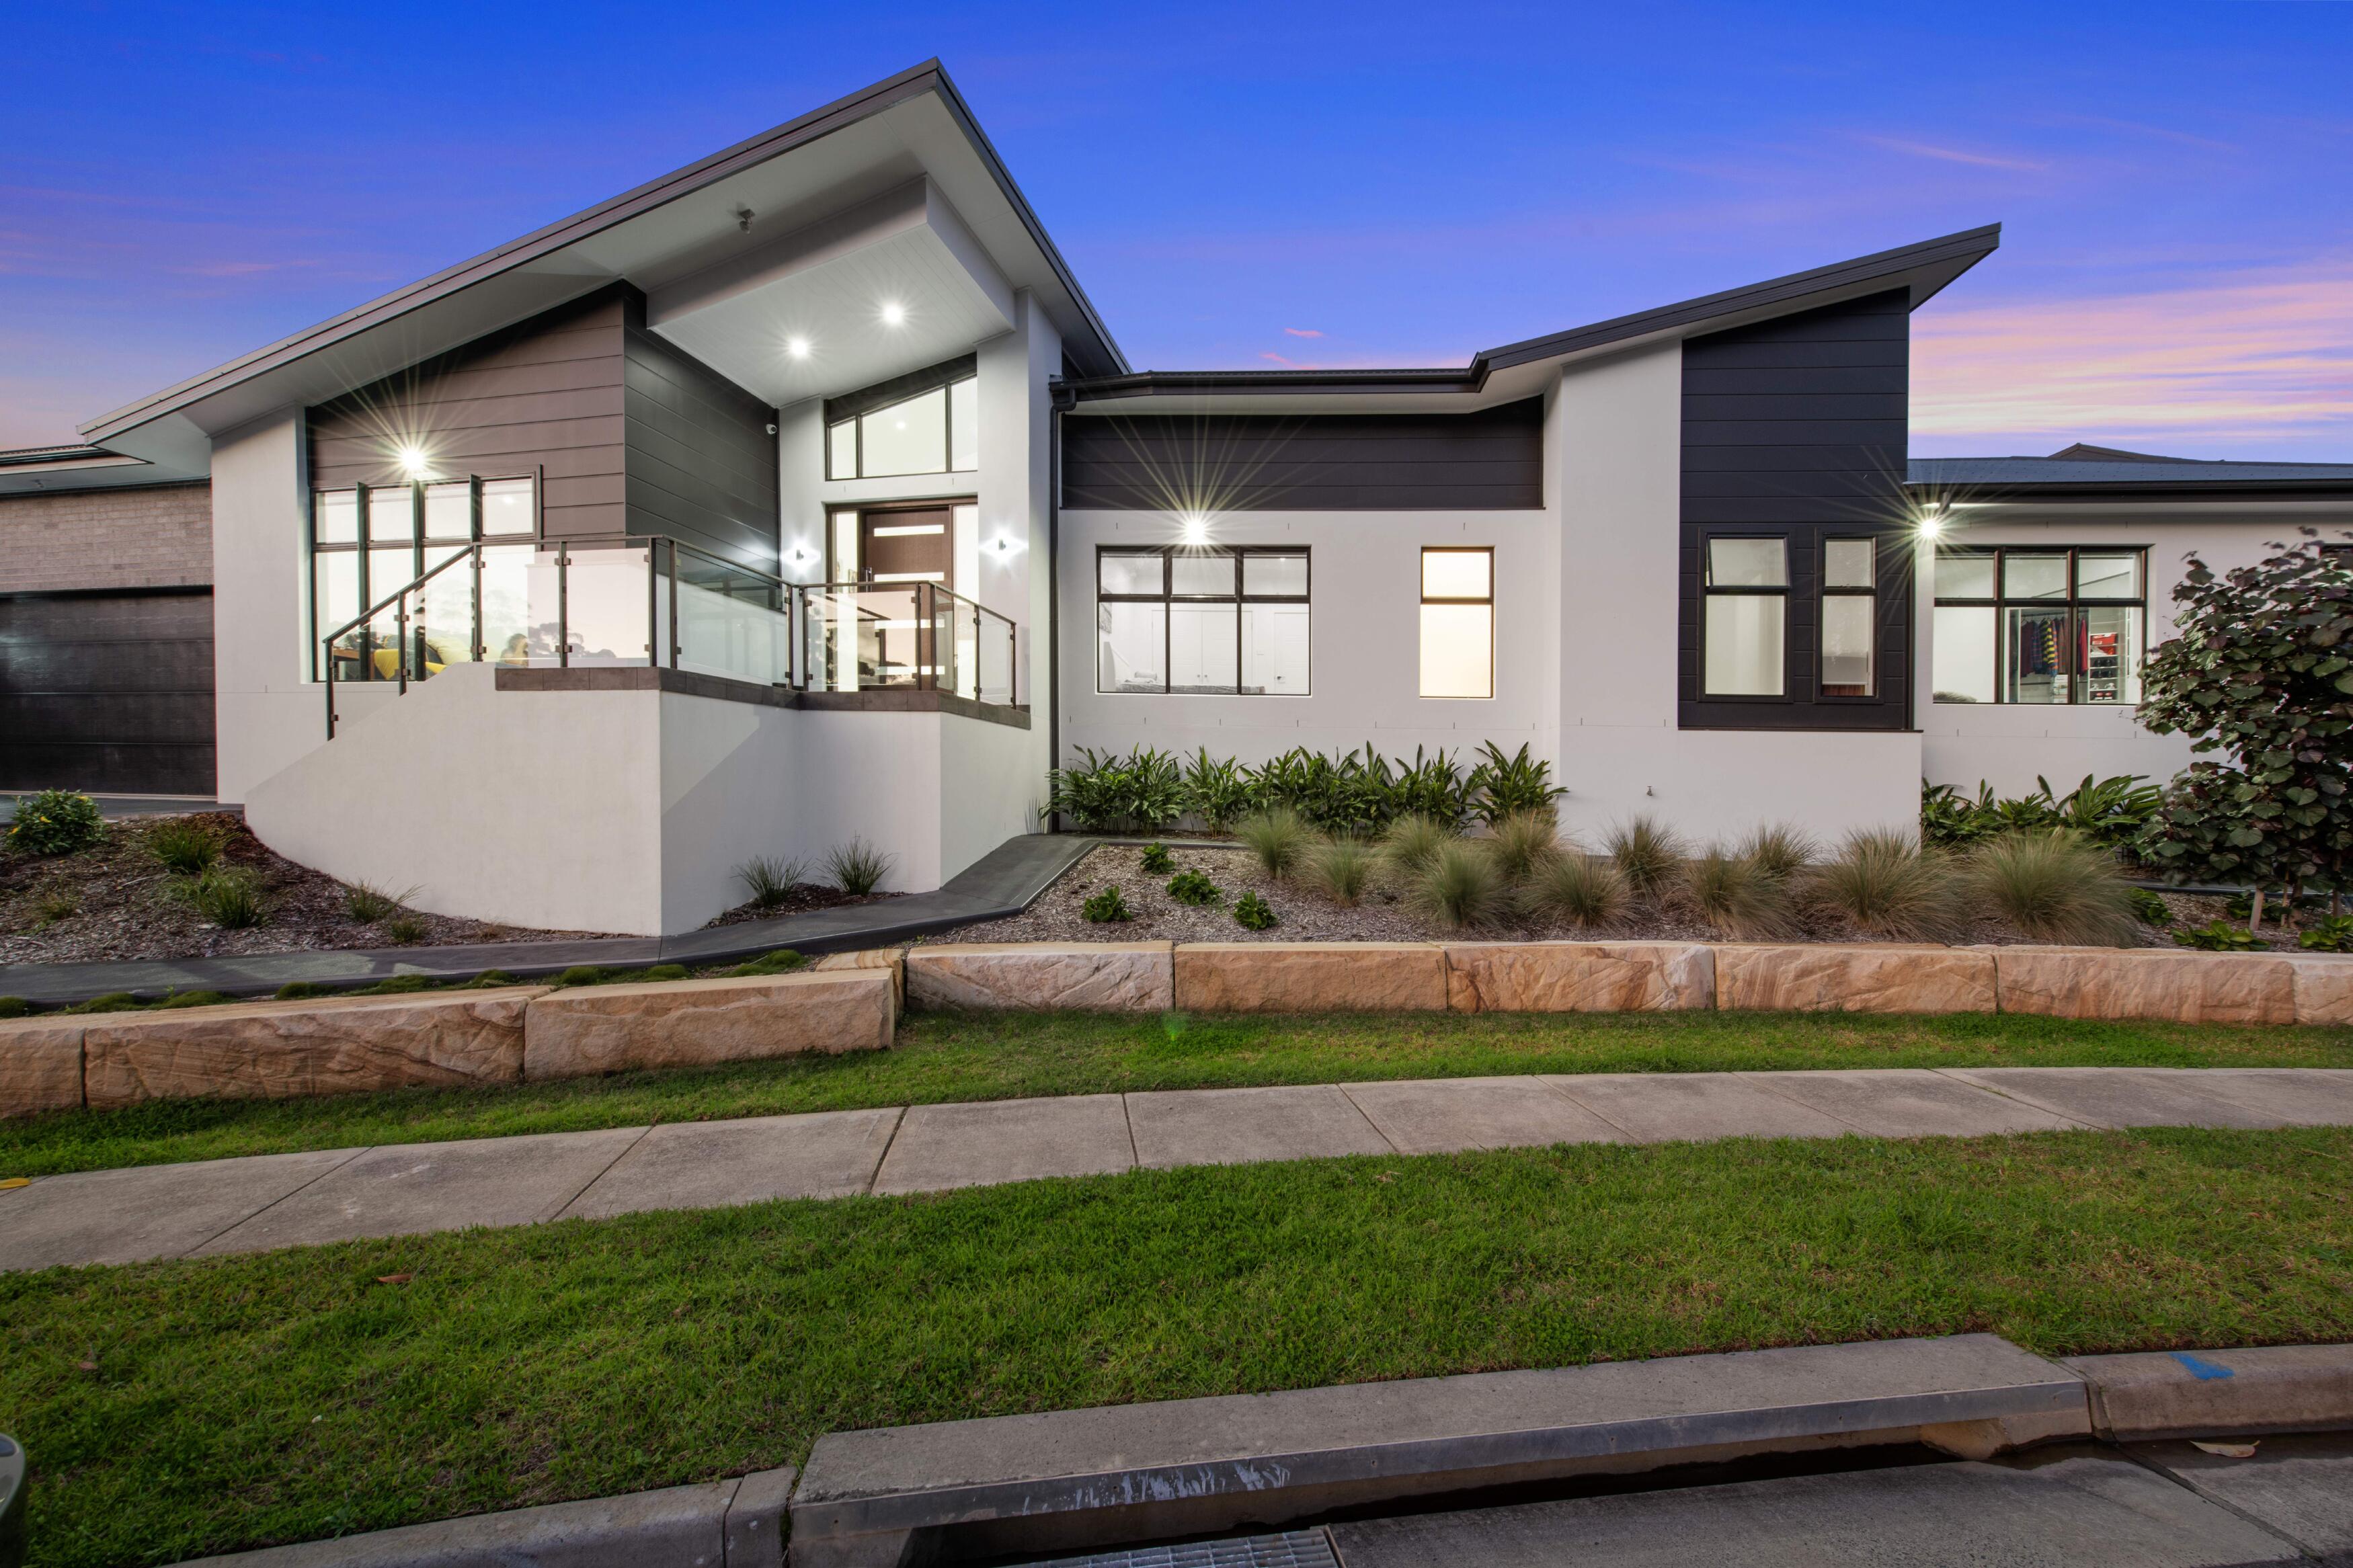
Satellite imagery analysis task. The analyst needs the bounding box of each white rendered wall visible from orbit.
[1554,343,1921,847]
[1914,509,2340,797]
[210,411,325,802]
[1056,503,1558,770]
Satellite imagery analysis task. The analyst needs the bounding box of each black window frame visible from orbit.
[826,376,978,481]
[1092,544,1312,696]
[1417,545,1496,700]
[1819,536,1880,701]
[308,472,539,680]
[1930,544,2149,706]
[1698,532,1794,703]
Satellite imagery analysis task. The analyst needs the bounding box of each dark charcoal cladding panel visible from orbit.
[1678,289,1915,732]
[0,590,216,794]
[1064,399,1544,511]
[621,299,781,569]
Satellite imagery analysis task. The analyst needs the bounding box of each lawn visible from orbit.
[3,1125,2349,1567]
[7,1007,2352,1178]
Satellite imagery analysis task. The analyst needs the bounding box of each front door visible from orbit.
[846,507,953,688]
[857,507,953,588]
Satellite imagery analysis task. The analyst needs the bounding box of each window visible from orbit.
[310,474,534,679]
[826,376,978,480]
[1932,546,2145,704]
[1702,536,1788,696]
[1419,547,1493,699]
[1095,546,1309,695]
[1820,538,1877,697]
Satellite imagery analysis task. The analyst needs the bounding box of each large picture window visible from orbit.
[310,474,535,679]
[1095,546,1310,695]
[1932,546,2145,704]
[1702,536,1789,697]
[1419,546,1494,699]
[828,376,978,480]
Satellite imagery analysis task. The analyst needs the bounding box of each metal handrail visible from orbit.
[321,542,488,737]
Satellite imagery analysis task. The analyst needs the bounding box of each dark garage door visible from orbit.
[0,589,216,796]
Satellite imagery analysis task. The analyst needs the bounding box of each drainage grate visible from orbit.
[1004,1529,1340,1568]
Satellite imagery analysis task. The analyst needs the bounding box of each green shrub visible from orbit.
[1921,774,2161,853]
[635,964,688,981]
[727,948,807,977]
[1485,811,1560,882]
[1232,891,1278,931]
[1179,750,1252,831]
[0,997,32,1018]
[273,981,333,1000]
[1082,885,1133,923]
[554,964,607,987]
[467,969,521,988]
[825,837,895,895]
[2300,914,2353,953]
[1739,823,1817,883]
[157,990,231,1009]
[182,867,265,929]
[383,913,428,946]
[1380,815,1456,878]
[1302,838,1375,906]
[1682,847,1798,940]
[735,855,807,910]
[1138,843,1174,874]
[66,992,139,1014]
[1967,831,2137,946]
[2177,919,2262,952]
[1468,741,1565,825]
[356,975,432,995]
[1236,807,1313,878]
[2128,888,2174,927]
[1523,852,1630,929]
[1409,840,1507,929]
[1047,747,1185,832]
[1165,868,1222,907]
[342,880,413,923]
[7,788,104,856]
[1606,816,1687,899]
[1802,829,1960,942]
[147,818,224,875]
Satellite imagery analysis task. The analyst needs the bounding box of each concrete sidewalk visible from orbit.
[7,1065,2352,1274]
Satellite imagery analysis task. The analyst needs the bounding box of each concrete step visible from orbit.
[786,1335,2090,1567]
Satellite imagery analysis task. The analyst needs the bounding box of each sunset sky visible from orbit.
[5,1,2349,459]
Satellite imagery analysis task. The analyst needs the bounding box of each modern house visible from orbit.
[3,61,2348,935]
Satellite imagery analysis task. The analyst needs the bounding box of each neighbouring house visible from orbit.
[2,60,2348,934]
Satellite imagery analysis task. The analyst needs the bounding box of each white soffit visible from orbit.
[645,179,1012,408]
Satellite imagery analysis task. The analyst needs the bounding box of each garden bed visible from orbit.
[939,841,2267,950]
[0,813,618,964]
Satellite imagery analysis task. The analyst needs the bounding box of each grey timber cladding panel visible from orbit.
[1063,397,1544,511]
[1677,288,1915,733]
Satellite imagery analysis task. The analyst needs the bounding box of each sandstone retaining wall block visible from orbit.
[908,943,1174,1012]
[1716,945,1997,1015]
[1994,948,2295,1025]
[2285,954,2353,1026]
[0,1018,85,1117]
[1445,942,1714,1013]
[1174,942,1449,1013]
[81,989,545,1109]
[523,970,893,1081]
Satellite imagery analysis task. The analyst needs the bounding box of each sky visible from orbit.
[3,1,2350,460]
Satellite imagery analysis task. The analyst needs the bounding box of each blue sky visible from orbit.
[5,1,2349,458]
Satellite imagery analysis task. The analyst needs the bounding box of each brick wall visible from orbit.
[0,481,212,594]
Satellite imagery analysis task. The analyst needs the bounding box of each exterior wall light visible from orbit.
[1917,501,1948,541]
[397,445,430,480]
[1179,513,1210,546]
[879,301,906,327]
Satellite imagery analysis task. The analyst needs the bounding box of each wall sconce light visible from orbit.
[1916,501,1948,541]
[1179,512,1210,546]
[397,444,430,480]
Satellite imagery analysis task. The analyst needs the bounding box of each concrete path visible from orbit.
[0,831,1095,1006]
[6,1066,2352,1274]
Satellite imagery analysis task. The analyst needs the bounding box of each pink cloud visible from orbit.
[1858,136,2048,173]
[1913,263,2353,449]
[1283,327,1323,337]
[1260,350,1295,365]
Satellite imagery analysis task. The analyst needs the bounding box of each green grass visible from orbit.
[7,1007,2352,1180]
[5,1126,2349,1567]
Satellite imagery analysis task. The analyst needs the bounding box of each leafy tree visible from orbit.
[2137,530,2353,930]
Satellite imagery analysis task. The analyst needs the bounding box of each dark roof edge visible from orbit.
[83,60,1124,445]
[0,444,130,466]
[1904,478,2353,501]
[1060,223,2001,405]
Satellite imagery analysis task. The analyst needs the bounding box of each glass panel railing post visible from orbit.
[557,543,571,669]
[668,539,680,671]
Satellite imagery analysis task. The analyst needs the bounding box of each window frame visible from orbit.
[1418,545,1495,700]
[1092,543,1311,696]
[1699,532,1792,702]
[826,375,978,481]
[308,471,539,681]
[1818,535,1879,701]
[1931,544,2149,706]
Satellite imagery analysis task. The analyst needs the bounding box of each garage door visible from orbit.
[0,589,216,796]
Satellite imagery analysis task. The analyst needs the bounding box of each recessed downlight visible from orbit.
[785,335,811,360]
[879,300,906,327]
